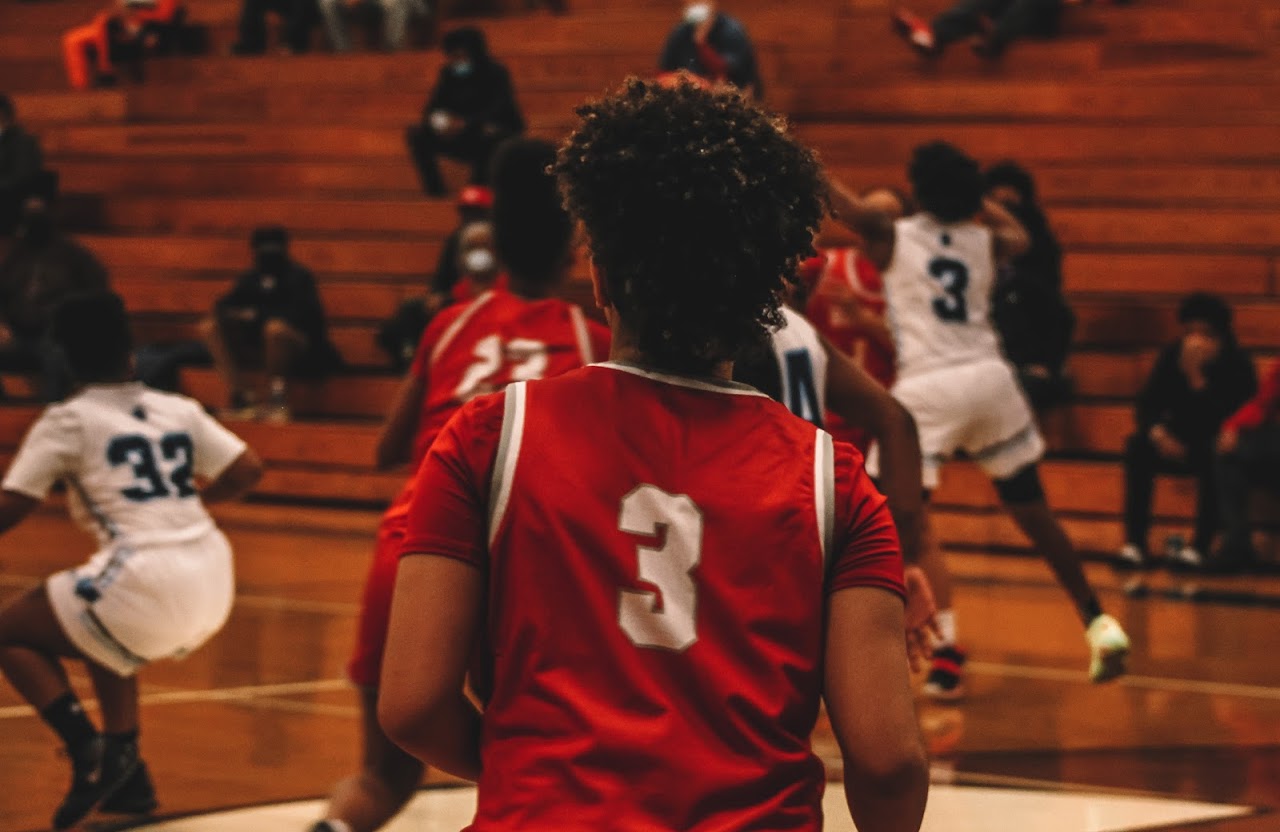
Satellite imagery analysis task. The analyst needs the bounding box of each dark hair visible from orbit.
[51,292,133,383]
[250,225,289,253]
[0,94,13,121]
[1178,292,1234,339]
[441,27,488,61]
[985,160,1037,204]
[909,141,984,224]
[491,138,572,288]
[555,79,824,373]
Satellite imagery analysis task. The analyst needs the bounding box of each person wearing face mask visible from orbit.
[199,226,342,423]
[448,220,503,303]
[0,96,47,238]
[659,2,762,99]
[405,27,524,197]
[1118,293,1258,570]
[0,193,110,402]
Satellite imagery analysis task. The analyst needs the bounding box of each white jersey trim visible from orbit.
[814,429,835,571]
[488,381,528,547]
[569,305,595,365]
[597,361,770,398]
[430,291,496,367]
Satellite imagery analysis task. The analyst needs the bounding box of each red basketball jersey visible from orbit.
[801,248,895,449]
[408,289,611,466]
[402,362,905,832]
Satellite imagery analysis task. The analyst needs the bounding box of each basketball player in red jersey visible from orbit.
[380,80,929,832]
[310,138,609,832]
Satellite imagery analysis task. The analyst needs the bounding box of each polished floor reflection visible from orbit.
[1,507,1278,832]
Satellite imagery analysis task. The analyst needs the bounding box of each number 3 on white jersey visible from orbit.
[617,485,703,651]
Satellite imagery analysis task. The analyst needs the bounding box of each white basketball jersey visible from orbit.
[882,214,1003,379]
[3,383,247,547]
[772,306,829,426]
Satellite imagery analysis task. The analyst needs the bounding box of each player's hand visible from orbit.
[1150,424,1187,462]
[902,566,939,673]
[1217,427,1239,455]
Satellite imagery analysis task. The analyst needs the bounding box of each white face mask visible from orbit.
[685,3,712,24]
[463,248,496,275]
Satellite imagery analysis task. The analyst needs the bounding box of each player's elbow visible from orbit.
[844,738,930,828]
[377,686,446,755]
[848,736,929,789]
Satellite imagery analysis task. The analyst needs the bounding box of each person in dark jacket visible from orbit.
[659,3,761,98]
[199,226,341,423]
[0,195,109,401]
[404,28,524,197]
[892,0,1065,59]
[0,96,47,237]
[986,161,1074,407]
[1119,293,1258,570]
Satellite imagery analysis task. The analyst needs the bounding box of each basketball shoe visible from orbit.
[1086,614,1130,683]
[922,645,968,701]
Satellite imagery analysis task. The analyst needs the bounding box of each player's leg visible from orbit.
[261,317,309,423]
[996,465,1129,682]
[916,506,969,701]
[81,661,155,817]
[313,687,425,832]
[199,313,253,415]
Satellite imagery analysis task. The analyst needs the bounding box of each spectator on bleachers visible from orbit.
[985,161,1074,408]
[1119,293,1257,570]
[319,0,421,52]
[200,226,341,423]
[892,0,1066,59]
[0,194,110,401]
[62,0,185,89]
[429,184,493,308]
[405,28,524,197]
[1214,360,1280,572]
[230,0,316,54]
[0,97,45,237]
[659,3,762,98]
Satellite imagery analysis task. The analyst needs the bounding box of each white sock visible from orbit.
[935,609,958,648]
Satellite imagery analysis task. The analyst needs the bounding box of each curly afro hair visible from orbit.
[52,291,133,383]
[491,137,573,288]
[909,141,984,224]
[554,78,825,374]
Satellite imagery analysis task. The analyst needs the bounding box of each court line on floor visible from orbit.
[0,678,350,720]
[969,661,1280,701]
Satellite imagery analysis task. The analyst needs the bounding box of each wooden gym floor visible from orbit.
[1,505,1278,832]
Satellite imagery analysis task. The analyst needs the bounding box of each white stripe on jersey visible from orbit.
[488,381,528,546]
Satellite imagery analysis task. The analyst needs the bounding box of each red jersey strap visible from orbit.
[429,291,497,367]
[487,380,528,546]
[814,428,836,572]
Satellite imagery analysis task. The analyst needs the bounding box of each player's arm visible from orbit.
[821,335,922,564]
[0,491,40,535]
[825,174,896,272]
[978,197,1031,264]
[825,586,930,832]
[378,553,484,781]
[200,448,263,503]
[376,373,427,470]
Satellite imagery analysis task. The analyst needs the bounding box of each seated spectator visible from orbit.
[0,96,46,237]
[659,3,762,98]
[62,0,184,89]
[447,220,502,303]
[200,227,341,423]
[428,184,493,309]
[1214,360,1280,572]
[405,28,524,197]
[230,0,315,54]
[892,0,1066,59]
[985,161,1074,408]
[319,0,422,52]
[1119,294,1257,570]
[0,193,110,401]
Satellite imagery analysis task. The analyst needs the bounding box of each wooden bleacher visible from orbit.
[1,0,1277,557]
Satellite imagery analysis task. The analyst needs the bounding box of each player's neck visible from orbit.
[608,332,733,382]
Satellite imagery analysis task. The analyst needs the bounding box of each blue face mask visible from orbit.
[451,61,474,77]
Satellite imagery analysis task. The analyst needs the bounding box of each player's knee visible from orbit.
[994,464,1044,505]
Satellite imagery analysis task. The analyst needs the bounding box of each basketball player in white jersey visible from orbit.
[0,292,262,829]
[827,142,1130,698]
[736,303,938,667]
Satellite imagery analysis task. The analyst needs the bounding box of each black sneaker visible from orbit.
[100,759,158,815]
[53,736,141,829]
[922,645,968,702]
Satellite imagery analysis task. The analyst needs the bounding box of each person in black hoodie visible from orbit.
[985,161,1074,408]
[404,27,524,197]
[1,96,48,237]
[1119,293,1257,570]
[199,226,342,423]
